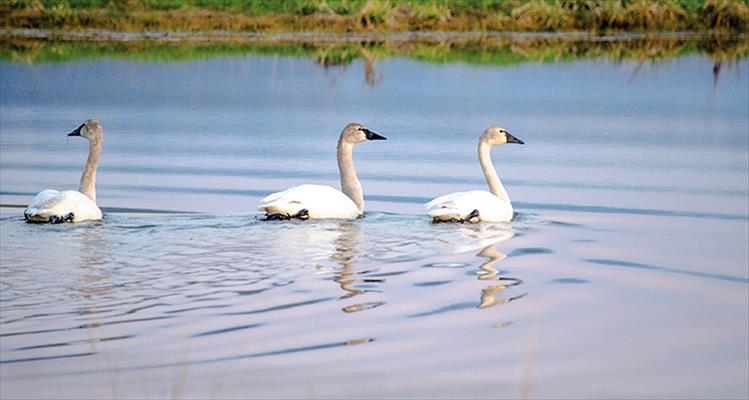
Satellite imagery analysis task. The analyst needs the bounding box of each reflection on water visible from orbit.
[475,243,525,309]
[1,32,747,87]
[329,222,388,313]
[0,207,747,397]
[477,242,507,281]
[432,222,528,309]
[0,213,530,368]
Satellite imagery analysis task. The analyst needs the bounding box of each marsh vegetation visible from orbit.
[2,0,748,32]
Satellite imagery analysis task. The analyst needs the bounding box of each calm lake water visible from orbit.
[1,37,748,398]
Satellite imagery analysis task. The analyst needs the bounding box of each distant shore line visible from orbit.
[2,0,748,33]
[2,28,746,68]
[3,28,745,43]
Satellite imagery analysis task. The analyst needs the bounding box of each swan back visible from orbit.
[25,190,102,223]
[258,184,360,219]
[427,190,513,222]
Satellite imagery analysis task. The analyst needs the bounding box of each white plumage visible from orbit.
[258,184,360,220]
[426,125,524,223]
[426,190,513,223]
[258,123,386,221]
[25,190,102,223]
[24,119,104,224]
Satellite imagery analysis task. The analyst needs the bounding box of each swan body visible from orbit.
[24,120,104,224]
[258,184,360,220]
[258,123,386,220]
[427,190,513,223]
[427,125,524,223]
[25,190,102,223]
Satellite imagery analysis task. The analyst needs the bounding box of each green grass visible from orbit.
[1,0,748,31]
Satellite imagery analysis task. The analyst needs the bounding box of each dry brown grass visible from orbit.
[512,1,575,30]
[702,0,749,29]
[624,0,689,29]
[1,0,748,32]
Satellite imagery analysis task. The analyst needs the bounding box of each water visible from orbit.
[1,40,748,398]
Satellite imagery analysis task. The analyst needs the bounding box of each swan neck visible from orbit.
[79,140,101,202]
[337,140,364,213]
[478,141,510,203]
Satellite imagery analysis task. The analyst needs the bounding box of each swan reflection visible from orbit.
[476,243,506,281]
[431,221,526,310]
[73,223,112,351]
[329,222,386,313]
[474,242,526,309]
[435,222,515,254]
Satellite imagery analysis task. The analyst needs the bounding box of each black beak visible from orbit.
[362,128,387,141]
[67,123,84,137]
[505,132,524,145]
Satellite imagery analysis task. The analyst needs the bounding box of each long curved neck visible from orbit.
[337,140,364,213]
[79,140,101,202]
[478,141,510,203]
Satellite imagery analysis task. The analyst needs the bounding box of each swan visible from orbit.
[24,120,104,223]
[258,123,386,220]
[426,125,524,223]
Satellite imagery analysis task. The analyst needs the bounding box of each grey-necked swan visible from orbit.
[24,120,104,223]
[258,123,386,220]
[426,125,524,223]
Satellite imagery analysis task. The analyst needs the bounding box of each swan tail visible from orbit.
[428,207,463,222]
[425,191,468,210]
[425,195,452,210]
[23,208,74,223]
[258,200,305,217]
[24,208,54,223]
[257,186,305,211]
[258,190,287,206]
[25,190,64,222]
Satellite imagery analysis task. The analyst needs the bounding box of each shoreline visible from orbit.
[2,28,746,67]
[3,28,747,43]
[2,0,748,33]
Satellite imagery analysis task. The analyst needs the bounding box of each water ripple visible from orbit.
[0,352,96,365]
[221,297,336,316]
[10,335,135,351]
[585,258,749,284]
[191,323,265,337]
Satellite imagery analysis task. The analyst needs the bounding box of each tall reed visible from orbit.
[1,0,748,31]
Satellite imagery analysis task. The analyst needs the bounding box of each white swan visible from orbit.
[258,123,386,220]
[426,125,524,223]
[24,120,104,223]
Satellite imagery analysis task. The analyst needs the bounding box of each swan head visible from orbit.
[68,119,103,144]
[481,125,524,146]
[340,123,387,144]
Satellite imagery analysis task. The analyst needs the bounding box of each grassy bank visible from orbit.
[2,0,748,32]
